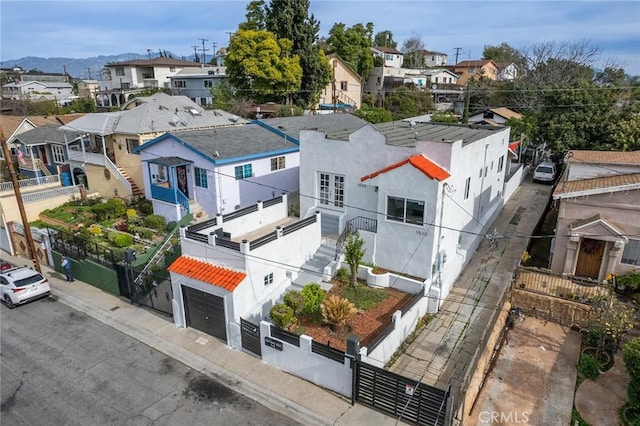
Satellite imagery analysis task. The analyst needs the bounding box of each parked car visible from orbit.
[0,259,12,271]
[533,162,557,183]
[0,266,51,309]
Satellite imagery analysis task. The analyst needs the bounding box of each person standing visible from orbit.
[61,255,74,282]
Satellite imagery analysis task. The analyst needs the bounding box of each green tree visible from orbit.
[326,22,374,79]
[430,112,459,123]
[225,29,302,104]
[373,30,397,49]
[384,86,433,120]
[61,97,97,113]
[263,0,332,108]
[238,0,266,31]
[482,42,526,71]
[401,33,425,69]
[344,232,366,286]
[355,106,392,123]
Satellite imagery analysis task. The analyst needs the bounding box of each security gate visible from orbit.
[182,286,227,342]
[240,318,262,357]
[353,360,449,425]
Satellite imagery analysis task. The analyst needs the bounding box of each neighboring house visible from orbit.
[18,72,69,83]
[550,150,640,281]
[495,62,518,81]
[99,57,200,108]
[415,50,448,67]
[318,53,362,112]
[469,107,522,126]
[77,80,100,104]
[298,115,513,305]
[371,46,404,68]
[168,66,227,107]
[12,125,84,179]
[134,119,302,222]
[448,60,499,85]
[2,81,73,101]
[58,93,246,199]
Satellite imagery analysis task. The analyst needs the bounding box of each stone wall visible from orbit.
[511,289,593,328]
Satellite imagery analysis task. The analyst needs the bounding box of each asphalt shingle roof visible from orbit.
[374,121,508,147]
[15,125,83,145]
[260,114,368,141]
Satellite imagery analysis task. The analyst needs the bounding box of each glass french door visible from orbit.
[319,172,344,209]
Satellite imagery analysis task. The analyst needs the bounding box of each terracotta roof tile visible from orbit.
[168,256,246,292]
[568,150,640,164]
[361,154,450,182]
[553,173,640,197]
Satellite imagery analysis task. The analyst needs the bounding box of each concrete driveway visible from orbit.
[468,317,581,425]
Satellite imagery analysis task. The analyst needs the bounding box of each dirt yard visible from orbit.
[468,316,581,425]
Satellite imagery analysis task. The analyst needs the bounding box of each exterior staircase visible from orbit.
[116,167,144,198]
[290,240,338,292]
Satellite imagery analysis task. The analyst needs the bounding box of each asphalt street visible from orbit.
[0,294,300,426]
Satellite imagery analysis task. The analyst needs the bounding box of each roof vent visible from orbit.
[188,108,201,116]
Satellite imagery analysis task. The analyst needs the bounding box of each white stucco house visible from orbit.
[298,115,513,305]
[371,46,404,68]
[168,66,228,106]
[2,81,73,101]
[135,119,303,222]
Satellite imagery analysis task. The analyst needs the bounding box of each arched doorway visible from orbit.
[72,167,88,190]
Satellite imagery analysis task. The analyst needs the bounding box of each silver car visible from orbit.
[533,162,557,183]
[0,266,51,309]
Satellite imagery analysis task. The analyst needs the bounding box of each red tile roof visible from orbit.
[567,150,640,165]
[168,256,246,292]
[361,154,450,182]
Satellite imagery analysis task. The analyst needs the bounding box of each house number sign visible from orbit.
[264,337,283,351]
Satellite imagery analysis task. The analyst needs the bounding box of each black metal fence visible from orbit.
[311,340,346,363]
[49,228,120,267]
[270,324,301,347]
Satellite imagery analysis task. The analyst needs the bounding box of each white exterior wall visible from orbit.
[566,162,640,181]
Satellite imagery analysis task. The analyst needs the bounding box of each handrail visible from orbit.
[176,189,190,213]
[0,175,60,192]
[104,156,132,194]
[35,159,53,176]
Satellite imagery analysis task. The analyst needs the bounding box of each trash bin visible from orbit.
[76,174,87,188]
[61,172,71,187]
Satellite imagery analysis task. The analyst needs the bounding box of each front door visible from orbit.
[575,238,605,279]
[319,172,344,210]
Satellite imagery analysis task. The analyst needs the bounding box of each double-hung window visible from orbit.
[194,167,208,188]
[125,138,139,154]
[387,196,425,225]
[51,145,65,163]
[235,164,252,179]
[622,239,640,266]
[270,156,285,171]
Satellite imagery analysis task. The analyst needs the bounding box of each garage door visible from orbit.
[182,286,227,341]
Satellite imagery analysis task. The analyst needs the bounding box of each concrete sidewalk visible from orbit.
[2,253,396,426]
[389,179,554,389]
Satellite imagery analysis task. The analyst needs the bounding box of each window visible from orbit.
[264,273,274,286]
[169,67,176,72]
[270,156,285,171]
[125,138,139,154]
[385,54,393,61]
[464,177,471,200]
[200,97,208,106]
[479,168,482,178]
[622,239,640,265]
[386,196,424,225]
[51,145,65,163]
[234,164,252,179]
[340,81,347,90]
[115,67,124,76]
[497,155,504,173]
[174,80,186,88]
[204,79,213,88]
[434,77,439,83]
[194,167,208,188]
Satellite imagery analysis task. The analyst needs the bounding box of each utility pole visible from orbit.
[332,60,337,114]
[0,129,41,273]
[146,49,152,59]
[454,47,462,65]
[192,45,199,62]
[226,32,235,42]
[199,38,209,65]
[86,68,92,79]
[463,80,471,124]
[212,42,218,66]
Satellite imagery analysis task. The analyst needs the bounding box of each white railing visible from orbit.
[23,185,81,203]
[67,150,107,166]
[105,156,132,194]
[0,175,61,192]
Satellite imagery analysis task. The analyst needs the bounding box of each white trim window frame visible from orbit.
[51,144,65,164]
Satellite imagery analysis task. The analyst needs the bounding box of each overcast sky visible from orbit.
[1,0,639,75]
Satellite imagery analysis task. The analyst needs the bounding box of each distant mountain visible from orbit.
[1,52,194,80]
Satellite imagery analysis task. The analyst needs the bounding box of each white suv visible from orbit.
[533,162,557,183]
[0,266,51,309]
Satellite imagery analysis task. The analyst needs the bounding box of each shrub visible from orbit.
[88,225,103,236]
[91,203,114,221]
[624,338,640,408]
[322,295,357,327]
[336,268,350,284]
[166,221,178,232]
[106,197,127,217]
[126,209,138,221]
[617,269,640,291]
[143,214,166,230]
[113,233,133,248]
[301,283,326,317]
[283,290,304,316]
[137,199,153,215]
[270,303,296,329]
[578,353,601,379]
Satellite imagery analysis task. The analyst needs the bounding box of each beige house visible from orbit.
[550,150,640,281]
[449,60,499,85]
[318,53,362,111]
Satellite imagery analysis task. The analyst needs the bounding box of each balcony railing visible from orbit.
[0,175,60,192]
[150,184,190,214]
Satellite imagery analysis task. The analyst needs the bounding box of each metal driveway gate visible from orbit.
[354,360,449,425]
[182,286,227,342]
[240,318,261,357]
